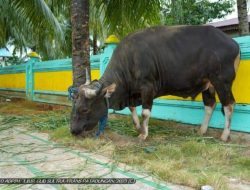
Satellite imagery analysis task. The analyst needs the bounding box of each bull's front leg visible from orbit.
[138,108,151,140]
[139,85,154,141]
[129,107,141,132]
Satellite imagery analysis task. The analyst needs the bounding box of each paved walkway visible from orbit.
[0,117,193,190]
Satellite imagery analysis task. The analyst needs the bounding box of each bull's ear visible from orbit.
[103,83,116,98]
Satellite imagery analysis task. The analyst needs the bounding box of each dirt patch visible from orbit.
[0,98,68,115]
[35,103,68,111]
[242,149,250,157]
[105,130,139,147]
[175,123,250,145]
[110,113,250,146]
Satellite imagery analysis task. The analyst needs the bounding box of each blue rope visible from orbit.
[68,86,78,100]
[96,111,108,137]
[96,98,109,137]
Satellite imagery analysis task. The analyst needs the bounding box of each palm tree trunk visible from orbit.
[93,31,98,55]
[71,0,90,87]
[237,0,249,36]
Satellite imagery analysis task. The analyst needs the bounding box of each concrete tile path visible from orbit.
[0,118,194,190]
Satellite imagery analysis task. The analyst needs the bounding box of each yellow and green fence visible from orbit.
[0,36,250,133]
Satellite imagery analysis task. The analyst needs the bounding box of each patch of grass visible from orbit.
[197,173,228,190]
[50,126,72,139]
[50,126,115,157]
[1,101,250,189]
[236,157,250,168]
[47,117,248,190]
[113,138,249,189]
[30,111,69,131]
[1,111,70,132]
[0,99,70,131]
[0,99,43,115]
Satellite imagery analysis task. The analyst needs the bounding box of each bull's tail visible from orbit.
[221,106,225,115]
[220,50,240,116]
[234,50,240,74]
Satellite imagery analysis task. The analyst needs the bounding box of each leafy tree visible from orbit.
[1,0,160,60]
[237,0,249,35]
[96,0,162,38]
[89,0,106,55]
[1,0,235,61]
[162,0,234,25]
[71,0,165,86]
[0,0,68,60]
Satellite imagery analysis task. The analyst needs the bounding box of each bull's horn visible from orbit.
[80,81,102,99]
[84,67,90,85]
[84,88,97,99]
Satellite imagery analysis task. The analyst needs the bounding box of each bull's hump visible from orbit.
[125,25,183,41]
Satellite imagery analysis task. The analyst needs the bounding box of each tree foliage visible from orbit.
[0,0,70,60]
[162,0,234,25]
[0,0,235,60]
[95,0,162,38]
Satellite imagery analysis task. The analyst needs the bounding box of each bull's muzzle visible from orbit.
[70,127,83,136]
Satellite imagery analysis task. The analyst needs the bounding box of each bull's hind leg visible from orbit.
[221,104,234,141]
[199,87,216,135]
[212,80,235,142]
[129,107,141,132]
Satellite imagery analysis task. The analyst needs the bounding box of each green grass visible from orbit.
[1,110,69,131]
[26,113,250,189]
[1,100,250,189]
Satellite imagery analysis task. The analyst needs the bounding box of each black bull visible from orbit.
[70,25,240,142]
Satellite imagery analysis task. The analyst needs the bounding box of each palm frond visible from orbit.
[11,0,65,42]
[96,0,161,38]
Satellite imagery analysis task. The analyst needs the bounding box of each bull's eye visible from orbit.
[78,107,89,114]
[73,94,78,99]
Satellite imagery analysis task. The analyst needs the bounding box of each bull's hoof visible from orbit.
[198,128,207,136]
[138,134,147,141]
[135,126,142,133]
[221,129,230,142]
[220,134,230,142]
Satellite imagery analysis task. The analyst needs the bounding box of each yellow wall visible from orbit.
[232,60,250,103]
[0,73,25,89]
[1,60,250,104]
[34,70,100,91]
[160,60,250,104]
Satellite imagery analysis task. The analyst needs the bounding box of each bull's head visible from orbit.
[70,69,116,136]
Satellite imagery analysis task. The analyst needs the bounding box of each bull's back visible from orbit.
[118,26,238,88]
[106,25,239,101]
[124,25,238,70]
